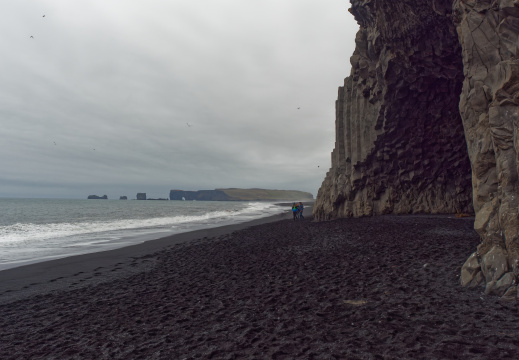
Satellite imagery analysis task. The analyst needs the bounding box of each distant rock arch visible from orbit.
[87,195,107,199]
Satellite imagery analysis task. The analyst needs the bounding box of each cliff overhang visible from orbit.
[315,0,519,299]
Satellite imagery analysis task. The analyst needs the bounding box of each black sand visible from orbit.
[1,212,519,359]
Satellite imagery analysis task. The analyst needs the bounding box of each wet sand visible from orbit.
[1,213,519,359]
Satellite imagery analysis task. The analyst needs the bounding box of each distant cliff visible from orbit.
[87,195,107,199]
[314,0,472,221]
[170,188,313,201]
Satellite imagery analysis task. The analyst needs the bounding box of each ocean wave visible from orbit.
[0,202,282,246]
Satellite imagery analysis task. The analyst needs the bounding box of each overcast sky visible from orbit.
[1,0,358,199]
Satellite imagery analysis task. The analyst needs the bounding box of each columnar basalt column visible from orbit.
[315,0,519,297]
[454,0,519,296]
[314,0,473,221]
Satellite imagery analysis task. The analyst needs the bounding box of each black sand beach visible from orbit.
[1,211,519,359]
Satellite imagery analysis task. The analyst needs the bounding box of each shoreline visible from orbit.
[0,202,298,272]
[0,205,302,304]
[0,200,300,273]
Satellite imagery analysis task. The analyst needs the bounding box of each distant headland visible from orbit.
[87,189,313,201]
[87,195,107,199]
[169,188,313,201]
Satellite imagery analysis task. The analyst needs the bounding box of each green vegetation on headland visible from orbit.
[169,188,313,201]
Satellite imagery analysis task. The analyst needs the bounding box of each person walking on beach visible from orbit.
[299,202,304,220]
[292,203,298,221]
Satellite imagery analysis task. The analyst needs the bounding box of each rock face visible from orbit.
[315,0,519,297]
[87,195,107,199]
[136,193,146,200]
[454,0,519,295]
[315,0,473,220]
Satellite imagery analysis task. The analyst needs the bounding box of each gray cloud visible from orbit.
[0,0,358,199]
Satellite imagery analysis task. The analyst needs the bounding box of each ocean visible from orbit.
[0,198,287,271]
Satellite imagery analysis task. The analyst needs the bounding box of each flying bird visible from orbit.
[297,107,300,109]
[186,123,192,127]
[30,36,34,38]
[43,15,45,17]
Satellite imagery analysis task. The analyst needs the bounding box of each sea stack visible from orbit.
[315,0,519,298]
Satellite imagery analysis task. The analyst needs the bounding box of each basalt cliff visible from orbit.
[315,0,519,298]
